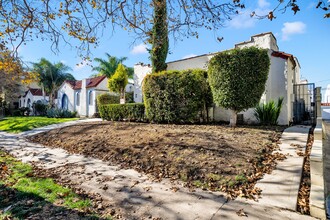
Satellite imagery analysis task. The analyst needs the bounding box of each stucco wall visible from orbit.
[57,83,75,112]
[235,34,279,51]
[133,64,152,103]
[167,55,213,71]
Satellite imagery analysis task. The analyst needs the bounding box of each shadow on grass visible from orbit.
[0,184,104,220]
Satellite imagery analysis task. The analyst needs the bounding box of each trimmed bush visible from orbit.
[254,97,284,125]
[143,69,213,123]
[99,103,145,121]
[208,47,270,126]
[47,108,76,118]
[97,92,134,106]
[33,101,48,116]
[97,93,120,105]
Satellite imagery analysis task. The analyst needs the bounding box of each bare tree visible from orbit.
[0,0,328,62]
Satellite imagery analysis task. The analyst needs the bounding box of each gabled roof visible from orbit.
[21,88,44,98]
[86,75,106,88]
[271,51,296,68]
[64,75,106,90]
[29,88,43,96]
[65,80,82,90]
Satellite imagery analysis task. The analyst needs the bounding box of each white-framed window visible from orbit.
[76,92,80,106]
[88,91,93,106]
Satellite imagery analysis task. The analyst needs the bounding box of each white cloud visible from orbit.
[281,21,306,41]
[60,60,67,64]
[258,0,270,9]
[229,10,256,29]
[130,43,148,55]
[182,54,197,59]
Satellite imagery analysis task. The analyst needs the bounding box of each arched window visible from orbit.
[76,92,80,106]
[62,94,68,110]
[27,99,31,108]
[88,91,93,106]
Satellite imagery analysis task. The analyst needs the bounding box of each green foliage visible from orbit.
[98,103,145,121]
[0,117,77,133]
[92,53,133,78]
[108,64,128,100]
[11,107,30,116]
[32,58,74,107]
[33,101,48,116]
[150,0,169,73]
[143,69,213,123]
[0,151,93,219]
[46,108,77,118]
[97,93,120,105]
[125,91,134,103]
[254,97,284,125]
[97,92,134,106]
[208,47,270,113]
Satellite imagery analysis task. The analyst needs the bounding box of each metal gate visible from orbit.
[293,83,316,125]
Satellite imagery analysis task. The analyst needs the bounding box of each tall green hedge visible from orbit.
[143,69,213,123]
[98,103,145,121]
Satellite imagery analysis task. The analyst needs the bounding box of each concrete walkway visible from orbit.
[0,120,317,219]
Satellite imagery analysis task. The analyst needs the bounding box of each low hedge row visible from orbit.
[97,92,135,105]
[98,103,145,121]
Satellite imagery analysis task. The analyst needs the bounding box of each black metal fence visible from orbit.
[293,83,316,125]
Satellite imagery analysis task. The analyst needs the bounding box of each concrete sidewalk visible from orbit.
[0,121,316,219]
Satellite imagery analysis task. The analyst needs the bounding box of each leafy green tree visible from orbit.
[208,47,270,127]
[91,53,133,79]
[32,58,74,107]
[108,64,128,103]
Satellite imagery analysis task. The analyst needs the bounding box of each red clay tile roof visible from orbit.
[86,75,107,88]
[65,75,106,90]
[21,88,43,98]
[65,80,82,90]
[271,51,296,68]
[29,88,43,96]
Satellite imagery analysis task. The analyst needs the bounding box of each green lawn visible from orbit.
[0,151,108,219]
[0,117,78,133]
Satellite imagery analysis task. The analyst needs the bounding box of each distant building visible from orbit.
[18,88,48,110]
[57,75,134,117]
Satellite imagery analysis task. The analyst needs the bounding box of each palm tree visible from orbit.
[92,53,133,79]
[32,58,74,107]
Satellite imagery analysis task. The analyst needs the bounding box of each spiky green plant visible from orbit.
[254,97,284,125]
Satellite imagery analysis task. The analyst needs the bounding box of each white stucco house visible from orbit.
[322,84,330,119]
[57,75,134,117]
[18,88,49,110]
[133,32,303,125]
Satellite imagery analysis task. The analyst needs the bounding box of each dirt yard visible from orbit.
[28,121,285,199]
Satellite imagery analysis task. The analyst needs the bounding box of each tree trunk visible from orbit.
[229,110,237,127]
[150,0,169,73]
[120,88,126,104]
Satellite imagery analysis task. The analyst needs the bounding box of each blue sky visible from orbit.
[17,0,330,94]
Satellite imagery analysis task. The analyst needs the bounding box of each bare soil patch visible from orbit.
[28,121,285,199]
